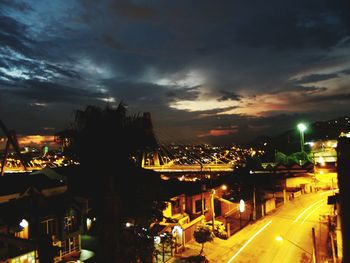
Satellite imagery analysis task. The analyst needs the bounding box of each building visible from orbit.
[0,172,83,263]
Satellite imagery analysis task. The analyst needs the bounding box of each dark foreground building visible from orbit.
[0,172,83,262]
[337,135,350,262]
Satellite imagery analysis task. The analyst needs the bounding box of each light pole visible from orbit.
[201,184,206,216]
[297,123,307,153]
[211,189,215,232]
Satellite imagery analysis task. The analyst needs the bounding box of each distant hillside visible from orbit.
[248,116,350,161]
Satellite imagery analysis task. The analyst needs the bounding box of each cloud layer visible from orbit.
[0,0,350,144]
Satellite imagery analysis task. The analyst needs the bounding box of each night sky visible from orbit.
[1,0,350,145]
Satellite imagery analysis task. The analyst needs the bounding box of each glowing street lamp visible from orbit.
[239,199,245,229]
[297,123,307,153]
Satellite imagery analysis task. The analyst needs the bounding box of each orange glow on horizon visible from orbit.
[0,135,58,149]
[198,126,238,137]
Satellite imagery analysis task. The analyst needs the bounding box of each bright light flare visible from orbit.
[275,236,283,242]
[239,199,245,213]
[297,123,307,132]
[19,219,29,228]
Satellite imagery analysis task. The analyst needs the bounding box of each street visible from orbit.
[173,189,335,263]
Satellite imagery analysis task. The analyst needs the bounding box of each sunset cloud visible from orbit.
[1,0,350,143]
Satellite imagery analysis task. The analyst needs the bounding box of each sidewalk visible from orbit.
[168,237,227,262]
[168,218,271,263]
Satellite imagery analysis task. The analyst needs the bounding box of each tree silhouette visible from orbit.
[59,103,157,165]
[193,225,215,255]
[57,103,164,262]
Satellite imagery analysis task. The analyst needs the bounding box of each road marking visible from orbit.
[301,202,325,224]
[227,220,272,263]
[293,199,325,223]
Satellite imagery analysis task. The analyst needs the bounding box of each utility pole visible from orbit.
[312,227,317,263]
[201,184,206,216]
[252,185,256,221]
[211,189,215,232]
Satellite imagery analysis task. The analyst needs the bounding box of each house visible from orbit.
[160,183,239,253]
[0,173,83,263]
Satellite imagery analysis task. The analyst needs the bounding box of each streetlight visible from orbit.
[239,199,245,229]
[297,123,307,153]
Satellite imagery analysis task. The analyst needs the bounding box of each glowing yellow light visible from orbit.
[318,157,325,166]
[275,236,283,242]
[221,184,227,191]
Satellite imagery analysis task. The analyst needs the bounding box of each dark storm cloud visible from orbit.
[232,1,350,50]
[109,1,155,21]
[198,107,239,116]
[306,93,350,103]
[0,55,81,82]
[100,79,201,109]
[293,85,327,94]
[292,73,339,84]
[0,0,32,12]
[0,15,34,57]
[2,79,102,104]
[341,68,350,75]
[1,0,350,143]
[217,90,241,102]
[268,84,328,95]
[165,86,201,101]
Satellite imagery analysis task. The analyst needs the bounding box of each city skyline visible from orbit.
[1,1,350,144]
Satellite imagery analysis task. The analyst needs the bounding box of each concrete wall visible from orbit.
[286,176,312,188]
[264,198,276,214]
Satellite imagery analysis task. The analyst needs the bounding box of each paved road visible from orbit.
[172,190,335,263]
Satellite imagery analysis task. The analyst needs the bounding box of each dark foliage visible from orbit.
[193,225,214,255]
[57,104,165,262]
